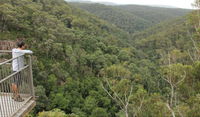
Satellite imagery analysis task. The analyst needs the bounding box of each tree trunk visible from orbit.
[170,85,174,107]
[125,111,129,117]
[166,103,176,117]
[125,105,129,117]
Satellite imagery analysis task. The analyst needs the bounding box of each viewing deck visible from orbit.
[0,93,35,117]
[0,51,35,117]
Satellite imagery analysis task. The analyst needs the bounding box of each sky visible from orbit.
[87,0,196,9]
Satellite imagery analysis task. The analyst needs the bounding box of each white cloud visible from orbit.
[90,0,195,9]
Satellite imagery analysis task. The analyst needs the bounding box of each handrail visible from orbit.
[0,50,33,66]
[0,52,35,117]
[0,65,29,84]
[10,97,33,117]
[0,54,24,66]
[0,50,12,53]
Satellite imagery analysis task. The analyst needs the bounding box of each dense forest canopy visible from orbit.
[0,0,200,117]
[71,2,191,33]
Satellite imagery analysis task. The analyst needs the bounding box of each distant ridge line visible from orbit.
[66,0,193,9]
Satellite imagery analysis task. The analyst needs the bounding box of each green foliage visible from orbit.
[140,94,171,117]
[101,64,131,79]
[34,85,49,113]
[117,5,191,26]
[38,109,69,117]
[0,0,199,116]
[90,107,108,117]
[71,3,191,33]
[187,94,200,117]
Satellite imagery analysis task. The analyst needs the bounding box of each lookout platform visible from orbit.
[0,51,35,117]
[0,93,35,117]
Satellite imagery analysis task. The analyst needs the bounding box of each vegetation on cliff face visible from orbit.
[0,0,200,117]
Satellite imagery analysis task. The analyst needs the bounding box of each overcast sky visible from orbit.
[87,0,195,9]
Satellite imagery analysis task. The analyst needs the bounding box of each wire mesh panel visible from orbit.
[0,51,34,117]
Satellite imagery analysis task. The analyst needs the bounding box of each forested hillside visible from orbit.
[0,0,131,116]
[132,17,191,62]
[71,2,191,33]
[117,5,191,25]
[0,0,200,117]
[71,3,150,33]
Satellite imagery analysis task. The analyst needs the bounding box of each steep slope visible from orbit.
[117,5,191,25]
[1,0,200,116]
[0,0,133,116]
[71,3,151,33]
[71,2,191,34]
[132,17,192,64]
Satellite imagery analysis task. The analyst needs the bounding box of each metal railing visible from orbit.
[0,51,35,117]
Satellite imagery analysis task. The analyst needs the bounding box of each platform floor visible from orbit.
[0,93,35,117]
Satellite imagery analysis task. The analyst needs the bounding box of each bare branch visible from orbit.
[125,91,128,103]
[102,79,134,117]
[127,86,133,103]
[166,103,176,117]
[105,79,126,107]
[177,107,184,117]
[137,96,144,113]
[101,83,124,111]
[187,50,195,62]
[187,30,200,55]
[175,71,186,86]
[133,96,145,117]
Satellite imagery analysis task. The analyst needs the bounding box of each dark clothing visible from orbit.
[13,71,22,87]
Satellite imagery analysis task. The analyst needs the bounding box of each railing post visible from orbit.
[28,55,35,99]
